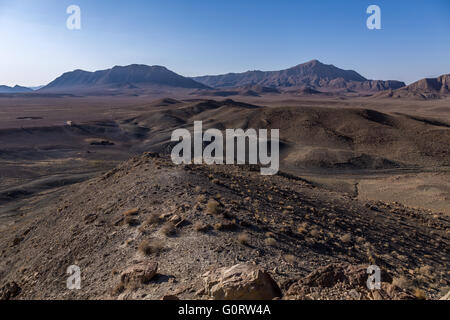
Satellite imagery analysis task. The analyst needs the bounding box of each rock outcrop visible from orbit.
[202,264,282,300]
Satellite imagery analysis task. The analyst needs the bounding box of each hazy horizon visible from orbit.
[1,0,449,87]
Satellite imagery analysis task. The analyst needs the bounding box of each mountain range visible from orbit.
[1,60,448,98]
[0,85,33,94]
[192,60,406,92]
[40,64,209,92]
[37,60,406,94]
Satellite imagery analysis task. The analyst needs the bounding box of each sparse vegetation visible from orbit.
[161,222,176,236]
[414,288,426,300]
[206,199,220,215]
[310,229,320,238]
[264,238,277,246]
[340,233,352,243]
[194,222,209,233]
[138,239,164,256]
[124,216,140,227]
[237,232,250,245]
[392,276,410,290]
[284,254,296,264]
[144,213,160,226]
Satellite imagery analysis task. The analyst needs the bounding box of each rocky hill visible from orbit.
[378,74,450,99]
[193,60,405,93]
[40,65,209,93]
[0,153,448,300]
[0,85,33,94]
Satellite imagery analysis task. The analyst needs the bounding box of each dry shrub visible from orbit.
[206,199,220,215]
[340,233,352,243]
[310,229,320,238]
[414,288,426,300]
[138,239,164,256]
[264,238,277,246]
[112,283,125,296]
[194,222,209,233]
[214,222,224,231]
[214,221,237,231]
[284,254,296,264]
[123,208,139,216]
[392,276,410,290]
[237,232,250,245]
[125,216,140,227]
[161,222,176,236]
[144,213,160,226]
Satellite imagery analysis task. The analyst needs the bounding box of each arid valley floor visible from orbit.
[0,92,449,300]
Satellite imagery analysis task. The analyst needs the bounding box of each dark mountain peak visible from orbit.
[193,60,372,89]
[381,74,450,99]
[41,64,208,92]
[0,84,33,93]
[300,59,322,66]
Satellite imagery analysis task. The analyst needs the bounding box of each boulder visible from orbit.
[285,263,415,300]
[120,261,158,288]
[202,263,282,300]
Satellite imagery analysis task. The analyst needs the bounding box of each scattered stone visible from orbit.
[202,263,282,300]
[286,263,415,300]
[120,261,158,288]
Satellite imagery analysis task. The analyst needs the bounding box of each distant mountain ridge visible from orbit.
[0,85,33,93]
[192,60,405,92]
[40,64,209,92]
[378,74,450,100]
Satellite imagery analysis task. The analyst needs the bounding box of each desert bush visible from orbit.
[214,221,237,231]
[414,288,426,300]
[284,254,296,264]
[144,213,160,226]
[194,222,209,233]
[392,276,411,290]
[206,199,220,215]
[310,229,320,238]
[237,232,250,245]
[340,233,352,243]
[264,238,277,246]
[161,222,176,236]
[125,216,140,227]
[138,239,164,256]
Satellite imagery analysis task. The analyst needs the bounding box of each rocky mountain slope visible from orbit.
[40,65,209,93]
[378,74,450,100]
[193,60,405,92]
[0,85,33,94]
[0,153,448,300]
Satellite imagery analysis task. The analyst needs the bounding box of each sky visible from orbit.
[0,0,449,86]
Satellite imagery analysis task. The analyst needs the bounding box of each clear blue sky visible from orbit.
[0,0,449,86]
